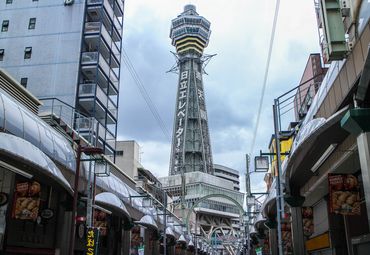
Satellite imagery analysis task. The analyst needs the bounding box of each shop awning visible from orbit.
[286,107,349,189]
[95,192,130,219]
[0,90,76,170]
[178,234,187,244]
[134,215,158,230]
[166,227,176,239]
[254,212,266,230]
[261,179,276,217]
[0,132,73,193]
[249,225,257,236]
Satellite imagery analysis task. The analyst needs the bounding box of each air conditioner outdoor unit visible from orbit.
[347,40,355,51]
[135,180,147,194]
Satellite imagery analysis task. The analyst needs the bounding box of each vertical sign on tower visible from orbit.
[174,70,189,173]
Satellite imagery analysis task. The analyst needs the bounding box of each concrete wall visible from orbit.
[115,140,143,179]
[0,0,85,106]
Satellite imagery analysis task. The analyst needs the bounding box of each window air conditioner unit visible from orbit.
[64,0,74,5]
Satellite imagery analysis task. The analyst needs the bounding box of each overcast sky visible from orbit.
[117,0,320,192]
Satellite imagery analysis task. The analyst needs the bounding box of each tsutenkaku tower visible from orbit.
[169,5,214,176]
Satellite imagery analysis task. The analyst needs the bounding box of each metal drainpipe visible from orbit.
[163,192,167,255]
[69,145,82,255]
[273,100,284,255]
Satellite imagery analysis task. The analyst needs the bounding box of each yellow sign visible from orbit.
[85,227,99,255]
[305,232,330,252]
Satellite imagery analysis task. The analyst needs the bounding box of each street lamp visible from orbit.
[68,145,104,255]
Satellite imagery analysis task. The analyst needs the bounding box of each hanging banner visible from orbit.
[328,174,361,215]
[302,207,314,237]
[85,227,100,255]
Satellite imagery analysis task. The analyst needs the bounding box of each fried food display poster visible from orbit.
[328,174,360,215]
[12,181,41,220]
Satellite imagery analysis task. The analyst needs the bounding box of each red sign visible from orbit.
[328,174,360,215]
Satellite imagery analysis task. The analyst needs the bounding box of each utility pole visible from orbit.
[245,154,251,255]
[273,99,284,255]
[163,191,167,255]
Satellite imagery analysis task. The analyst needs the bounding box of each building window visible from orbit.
[0,49,4,61]
[28,18,36,30]
[20,78,28,88]
[116,150,123,156]
[24,47,32,59]
[6,0,12,4]
[2,20,9,32]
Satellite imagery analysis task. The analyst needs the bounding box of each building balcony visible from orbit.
[81,52,118,87]
[84,22,120,68]
[87,2,122,42]
[107,98,117,123]
[77,86,107,125]
[113,0,124,18]
[87,0,114,21]
[75,117,115,155]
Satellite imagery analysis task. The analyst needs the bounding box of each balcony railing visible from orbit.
[81,52,99,65]
[107,98,117,120]
[79,83,108,108]
[85,22,100,34]
[103,0,114,21]
[79,83,95,97]
[81,52,117,82]
[87,0,103,5]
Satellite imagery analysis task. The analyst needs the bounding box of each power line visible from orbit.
[121,48,171,141]
[249,0,281,155]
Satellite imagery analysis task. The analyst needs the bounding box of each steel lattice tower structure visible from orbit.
[169,5,214,176]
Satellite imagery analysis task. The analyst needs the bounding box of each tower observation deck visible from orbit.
[169,4,213,176]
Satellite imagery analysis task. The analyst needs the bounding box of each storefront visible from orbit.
[133,215,159,255]
[163,226,176,255]
[94,192,131,255]
[0,132,74,254]
[175,234,187,255]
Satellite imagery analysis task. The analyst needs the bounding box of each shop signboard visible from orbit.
[12,181,40,220]
[328,174,361,215]
[138,245,144,255]
[302,207,314,236]
[255,247,262,255]
[93,210,107,236]
[85,227,99,255]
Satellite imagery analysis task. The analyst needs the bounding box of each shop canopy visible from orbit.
[166,227,176,239]
[286,107,349,189]
[188,240,194,247]
[261,177,277,218]
[95,192,131,219]
[0,89,76,170]
[134,215,158,230]
[253,212,266,231]
[249,225,257,236]
[0,132,73,193]
[178,234,187,244]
